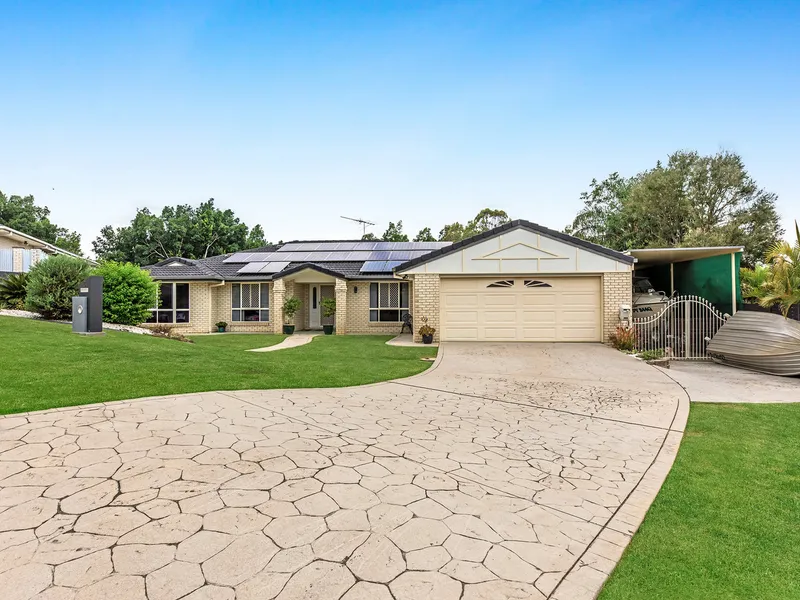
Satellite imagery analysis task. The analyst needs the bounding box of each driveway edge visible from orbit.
[549,366,691,600]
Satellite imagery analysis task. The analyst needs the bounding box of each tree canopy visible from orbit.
[92,199,268,265]
[0,191,82,254]
[365,209,512,245]
[565,150,783,266]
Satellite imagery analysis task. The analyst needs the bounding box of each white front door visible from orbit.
[309,285,321,328]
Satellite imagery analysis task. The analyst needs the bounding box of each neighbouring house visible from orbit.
[144,220,634,343]
[0,224,89,278]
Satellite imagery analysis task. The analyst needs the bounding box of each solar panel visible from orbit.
[260,261,290,273]
[237,262,267,273]
[386,260,404,270]
[352,241,378,250]
[334,242,359,251]
[368,251,390,260]
[387,251,412,260]
[223,253,254,263]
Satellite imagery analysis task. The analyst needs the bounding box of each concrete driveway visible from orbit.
[660,361,800,403]
[0,343,687,600]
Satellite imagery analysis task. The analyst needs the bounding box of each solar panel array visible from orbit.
[236,261,291,274]
[279,241,448,252]
[360,260,406,273]
[224,248,443,264]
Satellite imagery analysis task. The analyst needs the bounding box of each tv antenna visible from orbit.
[340,216,375,237]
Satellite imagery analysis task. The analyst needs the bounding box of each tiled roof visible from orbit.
[145,242,404,281]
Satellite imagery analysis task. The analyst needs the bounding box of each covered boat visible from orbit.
[707,311,800,376]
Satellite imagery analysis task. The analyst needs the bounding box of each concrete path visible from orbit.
[660,361,800,403]
[0,343,687,600]
[386,334,438,348]
[248,332,321,352]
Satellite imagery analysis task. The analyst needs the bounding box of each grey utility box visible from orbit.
[72,296,88,334]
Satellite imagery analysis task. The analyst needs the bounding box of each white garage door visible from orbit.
[440,277,601,342]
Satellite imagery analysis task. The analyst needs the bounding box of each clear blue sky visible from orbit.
[1,0,798,254]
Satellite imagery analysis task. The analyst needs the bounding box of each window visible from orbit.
[524,280,552,288]
[232,283,270,322]
[487,280,515,288]
[369,282,409,322]
[146,283,190,323]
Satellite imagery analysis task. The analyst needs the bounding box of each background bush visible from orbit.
[25,255,91,319]
[0,273,28,309]
[93,261,158,325]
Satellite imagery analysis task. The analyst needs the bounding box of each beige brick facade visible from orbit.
[144,271,630,343]
[345,281,412,335]
[335,279,347,334]
[142,281,275,335]
[412,274,440,342]
[602,271,633,341]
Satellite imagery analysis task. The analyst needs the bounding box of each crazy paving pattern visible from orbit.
[0,343,685,600]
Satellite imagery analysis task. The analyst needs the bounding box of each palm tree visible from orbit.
[740,264,771,301]
[759,221,800,317]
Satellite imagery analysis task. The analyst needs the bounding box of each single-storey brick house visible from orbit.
[144,220,634,342]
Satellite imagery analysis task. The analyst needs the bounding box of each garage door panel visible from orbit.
[440,277,601,342]
[483,327,519,340]
[483,294,518,308]
[521,293,557,307]
[443,310,479,325]
[521,310,557,323]
[444,294,479,308]
[520,327,557,341]
[484,310,517,324]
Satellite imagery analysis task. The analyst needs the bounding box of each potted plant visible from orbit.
[320,297,336,335]
[215,321,227,333]
[282,297,302,334]
[418,317,436,344]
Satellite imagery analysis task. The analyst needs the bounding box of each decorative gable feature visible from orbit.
[396,221,633,275]
[476,242,565,261]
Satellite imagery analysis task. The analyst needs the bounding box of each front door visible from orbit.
[309,285,321,328]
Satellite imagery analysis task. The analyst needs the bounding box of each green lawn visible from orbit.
[0,316,436,414]
[599,402,800,600]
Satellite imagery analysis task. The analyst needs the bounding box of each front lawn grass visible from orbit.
[599,402,800,600]
[0,316,436,414]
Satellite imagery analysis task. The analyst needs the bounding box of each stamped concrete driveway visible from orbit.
[0,343,687,600]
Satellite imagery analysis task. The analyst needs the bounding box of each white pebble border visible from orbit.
[0,308,153,335]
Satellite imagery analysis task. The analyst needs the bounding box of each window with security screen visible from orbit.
[232,283,270,322]
[369,282,409,322]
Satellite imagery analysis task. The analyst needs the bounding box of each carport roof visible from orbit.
[627,246,743,267]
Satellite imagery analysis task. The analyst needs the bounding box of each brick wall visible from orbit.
[412,274,440,342]
[141,282,213,335]
[345,280,411,335]
[272,279,285,334]
[334,279,347,334]
[602,271,632,341]
[212,282,274,333]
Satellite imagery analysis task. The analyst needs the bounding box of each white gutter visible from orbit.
[0,224,94,264]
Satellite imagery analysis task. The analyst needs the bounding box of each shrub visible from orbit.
[609,324,636,352]
[638,349,665,361]
[93,262,158,325]
[283,297,302,323]
[26,255,91,319]
[0,273,28,309]
[150,324,194,343]
[321,297,336,319]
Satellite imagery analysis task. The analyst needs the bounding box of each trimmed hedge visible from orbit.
[93,261,158,325]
